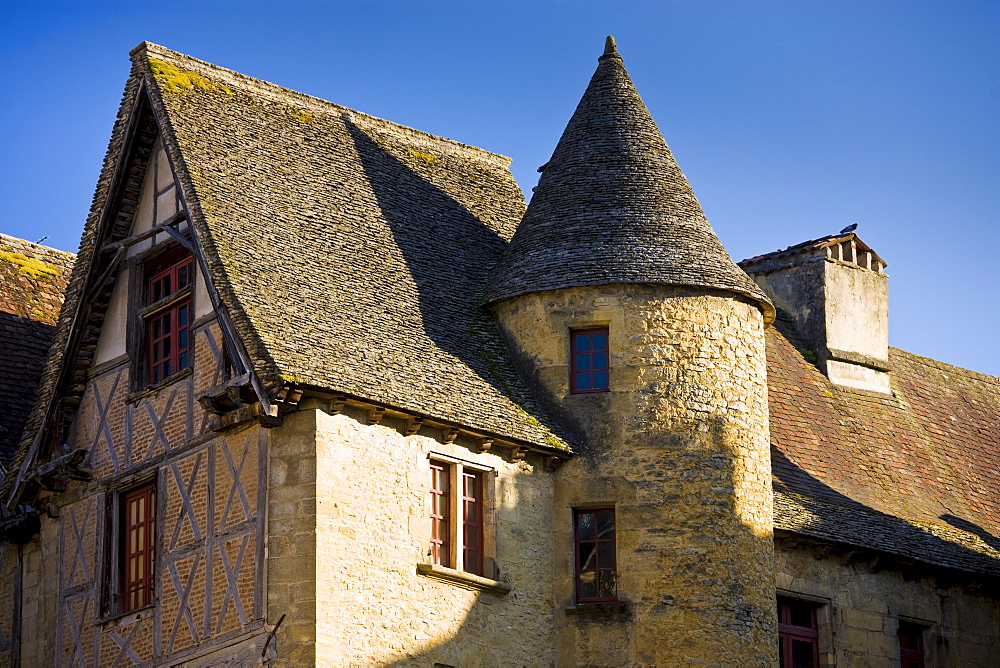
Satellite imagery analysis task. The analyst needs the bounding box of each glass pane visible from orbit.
[179,304,188,325]
[153,318,162,339]
[593,372,608,389]
[597,511,615,538]
[178,265,189,288]
[593,352,608,370]
[791,639,816,668]
[578,542,596,571]
[574,333,591,352]
[592,331,607,350]
[179,329,188,350]
[788,603,814,629]
[598,540,615,567]
[577,572,597,600]
[179,352,189,368]
[576,512,595,539]
[598,571,616,599]
[575,354,591,371]
[576,373,592,390]
[464,525,479,549]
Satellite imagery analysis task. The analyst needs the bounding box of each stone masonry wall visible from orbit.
[776,540,1000,667]
[493,284,777,666]
[267,402,558,666]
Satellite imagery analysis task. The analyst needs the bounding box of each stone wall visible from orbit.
[493,284,777,666]
[775,538,1000,667]
[267,402,558,666]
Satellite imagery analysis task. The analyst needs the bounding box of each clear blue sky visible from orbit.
[2,1,998,375]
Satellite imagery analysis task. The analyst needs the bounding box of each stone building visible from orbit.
[0,37,997,666]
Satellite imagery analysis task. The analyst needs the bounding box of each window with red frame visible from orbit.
[898,622,926,668]
[145,248,192,384]
[429,460,486,576]
[119,483,155,613]
[571,328,609,393]
[574,508,616,602]
[778,597,820,668]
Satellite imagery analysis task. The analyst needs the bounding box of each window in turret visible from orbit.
[570,327,609,393]
[574,508,616,602]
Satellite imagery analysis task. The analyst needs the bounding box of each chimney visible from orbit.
[740,231,890,393]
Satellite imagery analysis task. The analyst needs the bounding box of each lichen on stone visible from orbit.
[148,58,232,97]
[0,251,59,280]
[406,147,439,166]
[292,109,316,124]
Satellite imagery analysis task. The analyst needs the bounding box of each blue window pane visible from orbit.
[593,352,608,370]
[575,333,592,352]
[179,329,188,349]
[592,332,607,350]
[179,352,188,368]
[576,373,593,390]
[593,372,608,389]
[576,354,591,371]
[179,304,188,325]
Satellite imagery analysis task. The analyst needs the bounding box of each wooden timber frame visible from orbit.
[8,82,277,511]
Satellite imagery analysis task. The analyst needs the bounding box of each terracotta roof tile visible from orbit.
[0,235,74,466]
[768,317,1000,575]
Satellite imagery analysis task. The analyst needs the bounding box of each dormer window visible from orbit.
[142,247,192,384]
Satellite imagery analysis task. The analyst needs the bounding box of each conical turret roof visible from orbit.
[487,37,773,323]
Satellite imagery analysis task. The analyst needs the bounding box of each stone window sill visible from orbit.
[416,563,512,596]
[565,601,628,615]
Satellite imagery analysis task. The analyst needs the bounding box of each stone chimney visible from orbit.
[740,231,890,393]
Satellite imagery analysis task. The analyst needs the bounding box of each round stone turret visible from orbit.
[490,39,778,666]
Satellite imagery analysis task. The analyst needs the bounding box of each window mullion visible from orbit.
[453,464,465,572]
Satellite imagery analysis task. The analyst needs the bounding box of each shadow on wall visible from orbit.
[343,119,566,439]
[771,447,1000,577]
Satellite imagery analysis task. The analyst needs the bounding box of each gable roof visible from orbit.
[488,38,773,324]
[767,314,1000,576]
[0,235,74,468]
[5,42,570,500]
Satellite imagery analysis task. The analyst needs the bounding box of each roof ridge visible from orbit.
[132,42,513,168]
[0,233,77,260]
[890,346,1000,383]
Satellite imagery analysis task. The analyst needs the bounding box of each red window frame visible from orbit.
[120,483,155,613]
[778,597,820,668]
[898,622,926,668]
[574,508,616,602]
[145,248,192,384]
[429,460,486,575]
[570,328,609,394]
[429,460,451,568]
[461,469,484,576]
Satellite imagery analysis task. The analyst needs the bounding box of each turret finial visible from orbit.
[600,35,622,61]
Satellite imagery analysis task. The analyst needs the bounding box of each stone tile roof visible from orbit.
[0,234,74,467]
[767,315,1000,576]
[487,38,774,324]
[139,44,570,450]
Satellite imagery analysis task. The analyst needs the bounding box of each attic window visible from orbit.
[143,247,192,384]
